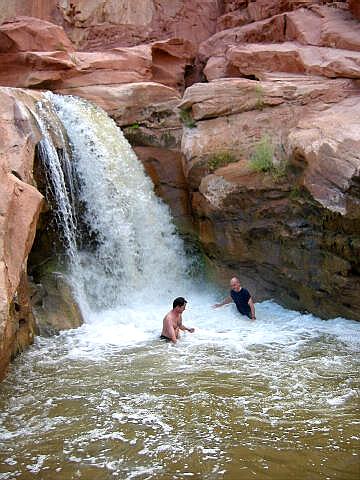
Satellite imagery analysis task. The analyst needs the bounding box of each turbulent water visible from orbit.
[0,299,359,479]
[0,95,359,479]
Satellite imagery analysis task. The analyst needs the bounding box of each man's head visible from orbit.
[173,297,187,310]
[230,277,241,292]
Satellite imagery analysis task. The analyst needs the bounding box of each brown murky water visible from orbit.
[0,300,359,479]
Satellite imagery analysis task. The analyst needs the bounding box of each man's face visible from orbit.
[176,303,186,313]
[180,303,187,312]
[230,279,241,292]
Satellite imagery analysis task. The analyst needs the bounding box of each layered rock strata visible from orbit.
[180,76,360,320]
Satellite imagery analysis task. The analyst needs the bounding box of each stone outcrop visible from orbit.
[0,87,84,379]
[0,16,74,53]
[0,17,196,92]
[201,4,360,81]
[30,272,84,336]
[0,88,43,379]
[180,75,360,320]
[0,0,220,51]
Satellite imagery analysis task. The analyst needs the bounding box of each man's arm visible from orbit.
[248,297,256,320]
[212,296,232,308]
[178,314,195,333]
[179,324,195,333]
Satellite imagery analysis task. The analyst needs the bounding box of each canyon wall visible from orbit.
[0,0,359,376]
[0,88,43,380]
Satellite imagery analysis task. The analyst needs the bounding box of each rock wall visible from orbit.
[0,88,84,379]
[0,88,43,380]
[0,0,359,379]
[0,0,220,50]
[181,0,360,319]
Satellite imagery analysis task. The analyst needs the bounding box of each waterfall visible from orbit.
[34,100,79,266]
[39,92,189,311]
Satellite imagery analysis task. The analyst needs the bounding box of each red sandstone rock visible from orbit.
[0,88,44,380]
[0,44,153,89]
[179,76,354,120]
[0,0,220,50]
[202,4,360,80]
[199,15,286,61]
[316,5,360,52]
[57,82,180,126]
[288,96,360,215]
[151,38,197,91]
[0,51,77,88]
[349,0,360,20]
[227,42,360,79]
[180,75,359,188]
[246,0,293,21]
[286,6,360,51]
[60,0,220,50]
[0,16,74,53]
[52,46,153,89]
[216,10,250,31]
[134,146,192,231]
[0,21,194,91]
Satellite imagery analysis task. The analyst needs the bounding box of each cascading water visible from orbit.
[34,100,79,266]
[48,92,189,310]
[0,94,359,480]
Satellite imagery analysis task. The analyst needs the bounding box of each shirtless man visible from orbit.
[160,297,195,344]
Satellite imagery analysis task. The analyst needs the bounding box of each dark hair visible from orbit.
[173,297,187,309]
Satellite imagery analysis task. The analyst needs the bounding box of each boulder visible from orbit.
[0,15,74,53]
[57,81,181,126]
[227,42,360,79]
[30,272,84,335]
[288,96,360,216]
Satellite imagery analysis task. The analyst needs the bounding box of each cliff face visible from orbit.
[0,88,43,380]
[0,0,359,378]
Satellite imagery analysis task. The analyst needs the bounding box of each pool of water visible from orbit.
[0,294,359,479]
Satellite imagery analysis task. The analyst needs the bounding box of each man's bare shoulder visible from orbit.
[164,310,175,322]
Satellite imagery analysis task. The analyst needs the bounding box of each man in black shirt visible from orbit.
[213,276,256,320]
